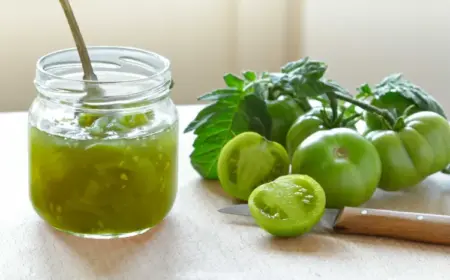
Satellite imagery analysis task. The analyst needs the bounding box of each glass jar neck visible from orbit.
[34,46,172,113]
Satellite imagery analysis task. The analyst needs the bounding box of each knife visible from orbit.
[218,204,450,245]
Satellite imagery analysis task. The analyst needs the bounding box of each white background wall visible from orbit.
[302,0,450,113]
[0,0,298,111]
[0,0,449,113]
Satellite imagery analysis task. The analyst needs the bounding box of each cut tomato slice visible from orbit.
[248,174,326,237]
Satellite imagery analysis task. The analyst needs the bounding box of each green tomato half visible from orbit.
[292,128,382,209]
[266,95,305,148]
[217,132,290,201]
[249,174,326,237]
[365,111,450,191]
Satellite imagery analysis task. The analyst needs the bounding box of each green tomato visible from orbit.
[364,97,421,131]
[286,107,328,158]
[248,174,326,237]
[286,107,358,158]
[266,95,305,148]
[365,111,450,191]
[292,128,382,209]
[217,132,290,201]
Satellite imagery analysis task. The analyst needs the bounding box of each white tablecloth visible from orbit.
[0,106,449,280]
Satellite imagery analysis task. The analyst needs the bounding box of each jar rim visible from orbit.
[36,46,171,85]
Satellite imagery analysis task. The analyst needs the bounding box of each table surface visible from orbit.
[1,105,450,280]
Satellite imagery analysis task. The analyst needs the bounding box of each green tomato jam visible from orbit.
[29,113,178,237]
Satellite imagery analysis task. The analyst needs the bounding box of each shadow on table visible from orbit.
[333,231,450,252]
[194,178,228,198]
[257,178,450,256]
[36,218,175,278]
[264,233,345,255]
[264,229,450,257]
[188,177,249,204]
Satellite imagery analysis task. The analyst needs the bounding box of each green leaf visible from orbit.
[184,103,220,133]
[239,94,272,139]
[372,73,447,119]
[281,57,308,73]
[281,57,328,80]
[253,82,269,100]
[321,79,351,96]
[356,83,373,99]
[198,88,242,101]
[223,73,245,90]
[185,90,272,179]
[273,58,342,103]
[242,71,257,82]
[268,73,293,97]
[261,71,270,79]
[187,99,244,179]
[289,76,330,98]
[269,73,288,85]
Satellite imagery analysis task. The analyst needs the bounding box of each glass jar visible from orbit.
[28,47,178,238]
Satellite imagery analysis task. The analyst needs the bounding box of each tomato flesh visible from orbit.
[248,174,326,237]
[218,132,290,201]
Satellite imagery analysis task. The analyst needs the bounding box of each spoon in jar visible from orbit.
[59,0,104,100]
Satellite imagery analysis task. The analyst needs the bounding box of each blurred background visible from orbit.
[0,0,449,112]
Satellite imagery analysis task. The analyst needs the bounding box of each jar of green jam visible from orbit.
[28,47,178,238]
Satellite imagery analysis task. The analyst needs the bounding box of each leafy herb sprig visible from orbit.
[185,57,449,179]
[357,74,447,119]
[184,57,338,179]
[183,72,269,179]
[356,74,450,174]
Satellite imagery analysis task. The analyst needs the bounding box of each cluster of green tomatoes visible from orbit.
[217,98,450,237]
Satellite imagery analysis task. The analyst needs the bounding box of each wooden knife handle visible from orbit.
[333,207,450,245]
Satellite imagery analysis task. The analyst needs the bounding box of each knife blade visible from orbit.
[218,204,252,216]
[218,204,340,233]
[218,204,450,245]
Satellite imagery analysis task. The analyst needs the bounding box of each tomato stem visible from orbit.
[333,92,396,127]
[402,104,417,118]
[294,97,312,112]
[341,113,362,128]
[320,108,333,128]
[243,78,270,92]
[393,117,406,131]
[442,164,450,174]
[326,92,338,122]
